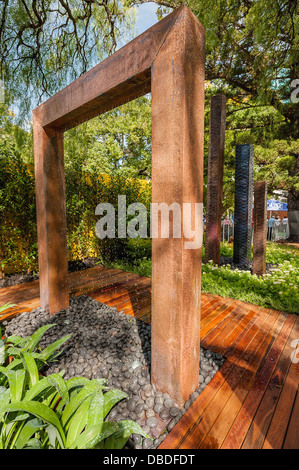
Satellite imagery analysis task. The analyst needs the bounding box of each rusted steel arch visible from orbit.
[33,5,205,405]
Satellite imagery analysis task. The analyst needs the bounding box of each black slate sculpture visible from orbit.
[233,144,254,266]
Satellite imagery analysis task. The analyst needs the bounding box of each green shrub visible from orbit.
[0,154,151,272]
[0,321,147,449]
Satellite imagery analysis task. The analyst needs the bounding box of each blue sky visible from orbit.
[135,2,159,34]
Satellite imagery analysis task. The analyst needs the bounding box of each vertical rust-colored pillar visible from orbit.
[151,9,205,406]
[33,115,69,314]
[205,94,227,265]
[253,181,267,276]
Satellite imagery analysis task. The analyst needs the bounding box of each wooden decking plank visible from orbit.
[221,313,297,449]
[1,265,298,449]
[262,316,299,449]
[87,276,151,303]
[70,270,139,297]
[241,315,299,449]
[159,302,281,449]
[198,297,232,320]
[283,385,299,449]
[0,279,40,304]
[201,304,258,353]
[198,311,289,448]
[200,299,241,338]
[178,308,285,449]
[0,299,42,322]
[209,302,256,352]
[219,307,261,351]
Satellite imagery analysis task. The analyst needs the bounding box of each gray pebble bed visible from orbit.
[3,295,226,449]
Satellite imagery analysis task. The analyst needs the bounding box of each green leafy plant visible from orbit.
[0,323,148,449]
[0,372,147,449]
[0,324,71,386]
[0,304,16,316]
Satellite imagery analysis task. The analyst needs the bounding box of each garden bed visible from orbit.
[3,295,226,450]
[0,258,101,288]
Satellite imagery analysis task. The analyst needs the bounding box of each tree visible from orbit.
[0,103,33,159]
[144,0,299,235]
[0,0,135,117]
[64,95,151,178]
[1,0,298,235]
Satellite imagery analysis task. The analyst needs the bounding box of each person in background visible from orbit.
[267,215,275,240]
[282,216,288,225]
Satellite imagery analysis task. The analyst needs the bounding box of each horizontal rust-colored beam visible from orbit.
[32,8,184,132]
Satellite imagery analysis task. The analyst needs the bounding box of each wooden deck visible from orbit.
[0,265,298,449]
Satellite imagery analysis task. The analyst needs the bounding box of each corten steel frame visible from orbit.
[253,181,267,276]
[33,5,205,405]
[205,94,227,266]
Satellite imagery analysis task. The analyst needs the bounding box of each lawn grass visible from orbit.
[106,240,299,314]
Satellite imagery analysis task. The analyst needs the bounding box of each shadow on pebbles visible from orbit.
[3,295,226,449]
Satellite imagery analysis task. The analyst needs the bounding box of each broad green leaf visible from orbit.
[45,424,61,449]
[65,397,91,448]
[87,389,104,430]
[15,418,44,449]
[70,422,119,449]
[6,347,24,357]
[39,335,71,362]
[112,420,148,449]
[0,387,10,421]
[3,359,23,371]
[0,303,16,314]
[47,374,69,406]
[5,369,26,401]
[26,324,56,352]
[24,377,52,401]
[0,341,5,365]
[61,380,100,427]
[3,335,27,346]
[0,401,65,447]
[9,413,30,422]
[103,389,128,418]
[24,437,42,448]
[65,376,90,392]
[21,352,39,387]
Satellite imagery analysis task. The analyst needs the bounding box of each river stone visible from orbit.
[3,293,226,450]
[146,417,158,428]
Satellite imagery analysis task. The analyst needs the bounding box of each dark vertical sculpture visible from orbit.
[253,181,267,276]
[233,144,254,266]
[205,94,226,265]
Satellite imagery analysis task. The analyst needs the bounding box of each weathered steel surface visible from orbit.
[253,182,267,276]
[33,120,69,313]
[151,7,205,405]
[33,5,205,406]
[205,94,227,265]
[32,8,184,132]
[233,144,254,266]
